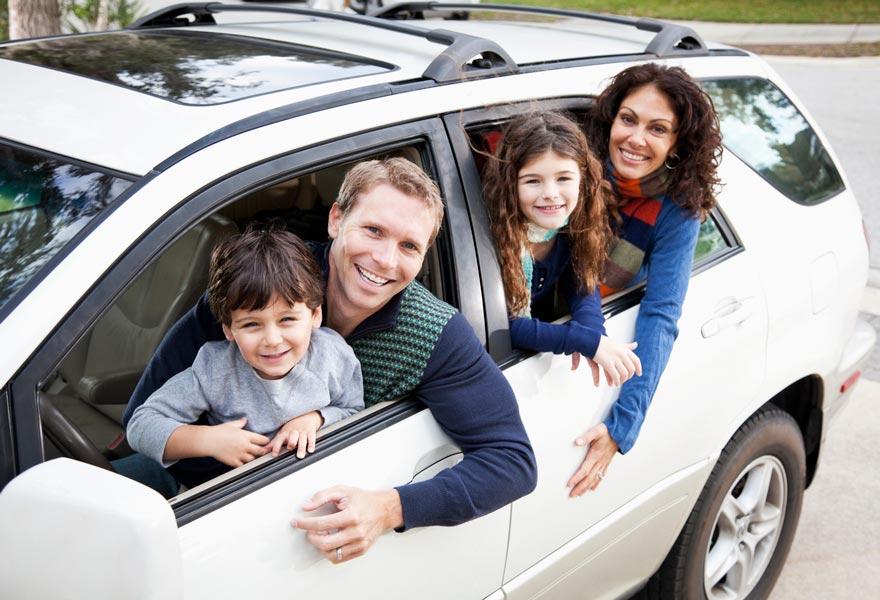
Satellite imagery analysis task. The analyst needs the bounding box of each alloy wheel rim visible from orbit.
[703,455,788,600]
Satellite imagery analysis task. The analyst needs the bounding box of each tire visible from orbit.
[647,408,806,599]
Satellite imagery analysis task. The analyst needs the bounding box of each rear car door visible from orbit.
[446,100,769,598]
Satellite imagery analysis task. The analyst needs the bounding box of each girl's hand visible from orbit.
[267,411,324,459]
[590,337,641,386]
[567,423,618,496]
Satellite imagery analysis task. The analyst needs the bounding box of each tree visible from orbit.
[8,0,61,40]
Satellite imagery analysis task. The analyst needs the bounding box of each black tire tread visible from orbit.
[644,407,806,599]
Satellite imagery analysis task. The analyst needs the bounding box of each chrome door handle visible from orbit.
[701,297,756,338]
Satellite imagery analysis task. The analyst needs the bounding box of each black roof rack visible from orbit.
[371,2,709,58]
[129,2,518,83]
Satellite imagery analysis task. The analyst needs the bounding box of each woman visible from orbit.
[568,63,723,496]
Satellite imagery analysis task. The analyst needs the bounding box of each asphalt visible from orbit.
[672,21,880,45]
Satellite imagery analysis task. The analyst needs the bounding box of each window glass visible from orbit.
[693,216,728,263]
[41,143,437,496]
[0,31,394,105]
[0,141,131,309]
[703,78,844,205]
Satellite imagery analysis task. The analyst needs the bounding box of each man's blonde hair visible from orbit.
[336,158,444,244]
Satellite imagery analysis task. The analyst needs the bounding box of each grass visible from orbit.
[496,1,880,24]
[742,42,880,57]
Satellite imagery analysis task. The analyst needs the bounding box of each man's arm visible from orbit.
[122,294,224,427]
[293,312,536,561]
[395,312,537,528]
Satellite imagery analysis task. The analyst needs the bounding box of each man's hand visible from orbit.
[578,337,641,387]
[193,418,269,467]
[291,486,404,564]
[267,411,324,458]
[567,422,618,497]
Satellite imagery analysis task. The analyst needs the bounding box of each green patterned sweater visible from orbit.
[350,282,456,406]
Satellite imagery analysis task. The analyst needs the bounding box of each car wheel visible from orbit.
[647,408,806,599]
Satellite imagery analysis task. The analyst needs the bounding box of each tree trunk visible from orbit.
[9,0,61,39]
[96,0,110,31]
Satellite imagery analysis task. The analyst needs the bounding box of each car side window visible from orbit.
[693,215,729,264]
[37,142,444,494]
[702,77,845,206]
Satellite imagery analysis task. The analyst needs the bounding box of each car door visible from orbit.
[446,103,769,599]
[7,118,510,599]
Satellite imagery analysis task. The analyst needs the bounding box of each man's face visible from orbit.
[327,182,435,321]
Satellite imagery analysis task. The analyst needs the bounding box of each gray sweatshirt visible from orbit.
[127,327,363,466]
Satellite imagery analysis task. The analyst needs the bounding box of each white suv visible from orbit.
[0,4,874,599]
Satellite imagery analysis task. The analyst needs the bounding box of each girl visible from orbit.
[483,111,642,390]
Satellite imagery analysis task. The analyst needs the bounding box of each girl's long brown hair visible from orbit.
[483,112,612,316]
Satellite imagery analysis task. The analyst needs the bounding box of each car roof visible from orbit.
[0,5,733,175]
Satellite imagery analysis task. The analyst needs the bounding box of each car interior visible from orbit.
[37,143,442,490]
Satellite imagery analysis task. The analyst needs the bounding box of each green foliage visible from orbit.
[61,0,146,32]
[500,0,880,24]
[0,0,8,42]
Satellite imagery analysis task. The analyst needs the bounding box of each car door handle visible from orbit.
[411,445,463,483]
[701,297,756,338]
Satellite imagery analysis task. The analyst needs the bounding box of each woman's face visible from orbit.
[608,84,678,180]
[517,150,581,232]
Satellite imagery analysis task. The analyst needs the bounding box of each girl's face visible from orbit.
[516,150,581,232]
[608,84,678,180]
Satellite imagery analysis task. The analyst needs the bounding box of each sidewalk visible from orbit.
[671,21,880,45]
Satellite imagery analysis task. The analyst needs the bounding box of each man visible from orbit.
[123,158,537,562]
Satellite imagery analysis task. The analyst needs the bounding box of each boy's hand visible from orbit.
[267,411,324,459]
[588,337,642,387]
[201,418,270,467]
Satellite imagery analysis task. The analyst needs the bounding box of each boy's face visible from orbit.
[326,182,434,320]
[222,295,322,380]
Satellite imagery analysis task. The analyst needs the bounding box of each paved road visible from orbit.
[765,56,880,277]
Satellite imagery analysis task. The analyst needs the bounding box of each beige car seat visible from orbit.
[57,214,236,427]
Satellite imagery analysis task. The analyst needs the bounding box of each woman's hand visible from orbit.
[585,336,641,386]
[567,423,618,497]
[267,411,324,458]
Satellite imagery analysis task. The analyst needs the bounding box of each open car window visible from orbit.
[38,141,447,502]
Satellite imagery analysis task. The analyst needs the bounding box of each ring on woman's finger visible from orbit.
[596,471,604,480]
[336,547,343,561]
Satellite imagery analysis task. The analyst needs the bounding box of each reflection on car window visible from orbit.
[0,141,131,309]
[693,216,728,263]
[0,31,393,105]
[703,78,844,205]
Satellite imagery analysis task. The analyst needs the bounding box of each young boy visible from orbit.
[127,227,363,474]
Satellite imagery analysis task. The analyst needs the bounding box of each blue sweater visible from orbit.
[123,247,536,530]
[604,198,699,453]
[507,204,698,454]
[509,233,605,359]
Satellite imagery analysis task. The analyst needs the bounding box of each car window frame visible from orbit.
[444,97,745,366]
[7,118,482,521]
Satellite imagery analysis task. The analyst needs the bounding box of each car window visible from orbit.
[38,142,444,497]
[693,214,729,264]
[702,77,845,206]
[0,140,133,311]
[0,31,394,106]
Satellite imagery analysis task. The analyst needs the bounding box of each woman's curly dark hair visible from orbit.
[483,112,612,316]
[586,63,723,219]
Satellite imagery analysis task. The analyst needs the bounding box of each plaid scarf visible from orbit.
[600,164,670,296]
